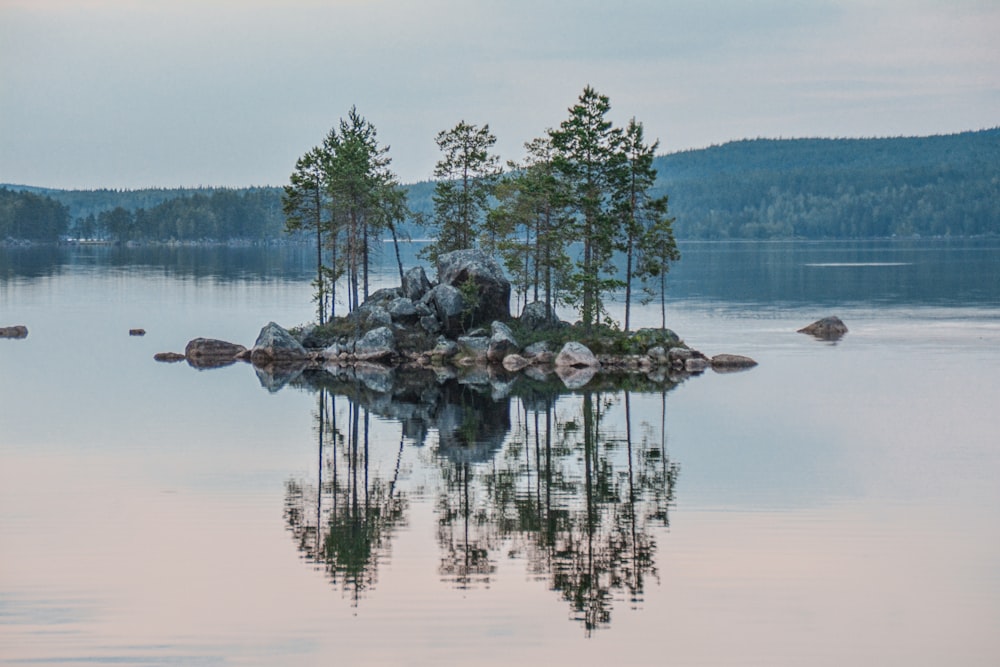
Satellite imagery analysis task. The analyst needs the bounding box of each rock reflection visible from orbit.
[283,368,680,632]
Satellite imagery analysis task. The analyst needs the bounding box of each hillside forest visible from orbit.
[2,128,997,245]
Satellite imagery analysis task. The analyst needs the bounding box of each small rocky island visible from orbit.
[163,249,757,390]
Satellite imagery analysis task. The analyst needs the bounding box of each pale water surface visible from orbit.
[2,240,999,666]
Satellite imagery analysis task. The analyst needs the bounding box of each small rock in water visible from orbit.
[798,316,848,340]
[154,352,186,362]
[0,325,29,339]
[711,353,758,371]
[129,328,146,336]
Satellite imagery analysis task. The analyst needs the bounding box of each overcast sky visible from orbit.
[1,0,997,190]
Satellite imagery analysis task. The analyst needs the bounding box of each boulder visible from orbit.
[685,357,710,373]
[0,325,28,339]
[425,283,467,337]
[387,297,419,323]
[502,354,531,372]
[250,322,308,364]
[711,353,758,370]
[554,341,600,368]
[486,321,519,363]
[456,333,489,361]
[431,337,459,361]
[402,266,433,302]
[523,341,552,357]
[436,249,511,326]
[519,301,559,330]
[353,326,397,362]
[185,338,248,363]
[647,346,669,365]
[129,328,146,336]
[798,316,848,340]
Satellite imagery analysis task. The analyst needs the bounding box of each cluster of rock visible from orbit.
[157,249,758,387]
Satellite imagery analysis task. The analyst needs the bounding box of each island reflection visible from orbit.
[282,366,680,634]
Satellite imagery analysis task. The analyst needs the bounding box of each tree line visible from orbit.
[284,86,679,331]
[4,127,996,248]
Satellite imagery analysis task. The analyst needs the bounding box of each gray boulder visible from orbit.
[711,353,758,370]
[251,322,308,364]
[798,316,848,340]
[456,333,489,361]
[487,321,519,363]
[354,326,397,362]
[523,341,552,357]
[425,283,467,337]
[554,341,600,368]
[519,301,558,330]
[402,266,433,302]
[437,249,511,326]
[387,297,419,323]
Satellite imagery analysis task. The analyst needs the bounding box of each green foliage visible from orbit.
[424,121,501,262]
[0,188,69,242]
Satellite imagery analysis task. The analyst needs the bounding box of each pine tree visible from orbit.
[425,121,500,261]
[549,86,625,331]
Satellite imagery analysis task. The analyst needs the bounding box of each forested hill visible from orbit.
[3,128,997,242]
[656,129,1000,238]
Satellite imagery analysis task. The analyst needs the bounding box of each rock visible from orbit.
[419,315,442,334]
[431,337,459,361]
[798,316,848,340]
[425,283,467,337]
[685,357,710,373]
[185,338,248,363]
[487,321,519,363]
[554,341,600,368]
[456,333,489,361]
[668,347,694,365]
[502,354,531,372]
[711,353,758,370]
[353,326,397,362]
[250,322,308,364]
[362,305,393,330]
[402,266,433,302]
[519,301,559,330]
[387,297,419,323]
[153,352,185,362]
[0,325,28,339]
[437,249,511,327]
[129,328,146,336]
[523,341,552,357]
[530,350,555,365]
[647,346,669,364]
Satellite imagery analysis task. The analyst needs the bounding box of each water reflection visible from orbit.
[283,368,680,633]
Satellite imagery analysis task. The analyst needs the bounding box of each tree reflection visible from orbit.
[283,368,680,632]
[284,387,407,604]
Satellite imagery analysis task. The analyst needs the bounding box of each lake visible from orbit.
[2,239,999,666]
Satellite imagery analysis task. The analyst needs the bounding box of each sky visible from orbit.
[1,0,998,190]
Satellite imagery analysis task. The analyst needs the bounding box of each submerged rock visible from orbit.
[153,352,186,363]
[798,316,848,340]
[711,353,758,370]
[185,338,247,365]
[129,328,146,336]
[0,325,28,339]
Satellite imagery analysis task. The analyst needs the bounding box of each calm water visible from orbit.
[2,240,999,666]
